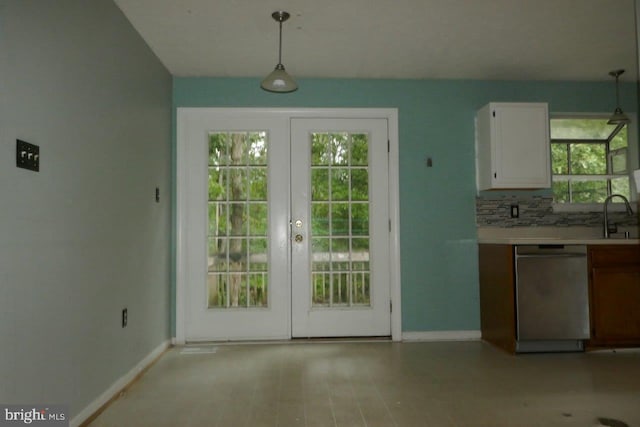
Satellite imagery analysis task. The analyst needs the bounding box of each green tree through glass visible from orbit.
[551,118,629,203]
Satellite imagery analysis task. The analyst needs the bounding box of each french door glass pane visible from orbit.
[351,203,369,235]
[207,132,268,308]
[310,132,371,308]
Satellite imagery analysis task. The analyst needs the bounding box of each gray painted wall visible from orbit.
[0,0,172,418]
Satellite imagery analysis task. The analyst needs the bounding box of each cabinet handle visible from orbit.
[494,172,497,178]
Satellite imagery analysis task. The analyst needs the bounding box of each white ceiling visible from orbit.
[114,0,638,82]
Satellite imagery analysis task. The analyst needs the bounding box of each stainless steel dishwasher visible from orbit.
[515,245,590,353]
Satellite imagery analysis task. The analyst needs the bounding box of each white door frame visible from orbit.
[175,108,402,343]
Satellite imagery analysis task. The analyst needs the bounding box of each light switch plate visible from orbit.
[16,139,40,172]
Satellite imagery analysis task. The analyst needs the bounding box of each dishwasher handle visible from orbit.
[516,253,587,259]
[515,244,587,258]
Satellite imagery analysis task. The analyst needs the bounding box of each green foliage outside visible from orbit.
[310,132,369,249]
[551,119,629,203]
[206,131,374,308]
[207,132,268,308]
[310,132,371,306]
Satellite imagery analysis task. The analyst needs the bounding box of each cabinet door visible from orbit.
[492,103,550,188]
[478,244,516,353]
[591,266,640,342]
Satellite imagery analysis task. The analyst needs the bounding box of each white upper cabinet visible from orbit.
[476,102,551,190]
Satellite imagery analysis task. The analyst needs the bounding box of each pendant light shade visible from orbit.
[261,64,297,93]
[261,11,297,93]
[607,69,630,125]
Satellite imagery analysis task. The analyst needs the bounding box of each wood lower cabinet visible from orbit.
[479,243,640,353]
[587,245,640,348]
[478,244,516,353]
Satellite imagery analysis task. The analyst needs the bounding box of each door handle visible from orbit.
[294,234,303,243]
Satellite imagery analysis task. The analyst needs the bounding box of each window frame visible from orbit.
[550,113,638,212]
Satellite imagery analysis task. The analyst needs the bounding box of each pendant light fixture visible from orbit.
[260,11,298,93]
[607,69,630,125]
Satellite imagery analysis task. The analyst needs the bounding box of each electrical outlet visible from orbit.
[122,308,128,328]
[510,204,519,218]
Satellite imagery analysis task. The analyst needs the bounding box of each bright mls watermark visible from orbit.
[0,405,68,426]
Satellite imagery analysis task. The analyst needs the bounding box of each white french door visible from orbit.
[176,109,398,343]
[178,111,290,341]
[290,118,391,337]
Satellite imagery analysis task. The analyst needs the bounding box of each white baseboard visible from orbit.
[70,340,170,427]
[402,330,481,342]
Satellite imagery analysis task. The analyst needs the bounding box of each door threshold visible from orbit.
[183,336,392,347]
[291,336,392,343]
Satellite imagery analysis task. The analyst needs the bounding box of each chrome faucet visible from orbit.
[603,194,634,238]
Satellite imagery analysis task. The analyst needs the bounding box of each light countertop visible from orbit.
[477,226,640,245]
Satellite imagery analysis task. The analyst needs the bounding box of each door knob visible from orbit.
[294,234,303,243]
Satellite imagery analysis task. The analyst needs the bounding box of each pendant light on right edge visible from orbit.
[261,11,298,93]
[607,69,630,125]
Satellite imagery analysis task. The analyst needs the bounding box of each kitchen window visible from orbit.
[551,116,630,206]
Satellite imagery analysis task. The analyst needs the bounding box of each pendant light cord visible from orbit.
[278,21,283,65]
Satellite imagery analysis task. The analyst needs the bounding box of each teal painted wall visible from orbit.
[172,77,637,333]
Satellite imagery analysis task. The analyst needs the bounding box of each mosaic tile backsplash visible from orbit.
[476,195,639,228]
